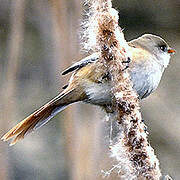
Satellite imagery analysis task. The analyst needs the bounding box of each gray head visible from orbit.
[130,34,175,68]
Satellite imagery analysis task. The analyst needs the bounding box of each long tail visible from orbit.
[1,88,82,146]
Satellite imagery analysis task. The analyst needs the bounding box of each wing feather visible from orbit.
[62,53,99,75]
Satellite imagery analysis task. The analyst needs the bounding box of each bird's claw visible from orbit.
[122,65,129,71]
[122,57,131,64]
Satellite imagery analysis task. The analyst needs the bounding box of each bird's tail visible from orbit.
[1,87,83,146]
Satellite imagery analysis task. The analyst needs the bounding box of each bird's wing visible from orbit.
[62,52,100,75]
[62,44,135,76]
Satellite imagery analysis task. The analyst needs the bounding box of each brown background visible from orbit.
[0,0,179,179]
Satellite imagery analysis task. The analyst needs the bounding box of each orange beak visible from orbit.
[168,48,176,54]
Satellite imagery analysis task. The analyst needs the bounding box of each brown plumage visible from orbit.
[1,61,107,145]
[1,34,175,145]
[1,88,80,146]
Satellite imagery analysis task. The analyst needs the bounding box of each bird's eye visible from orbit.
[159,45,167,52]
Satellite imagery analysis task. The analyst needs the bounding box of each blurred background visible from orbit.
[0,0,179,179]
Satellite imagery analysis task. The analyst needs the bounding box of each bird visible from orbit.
[1,34,175,146]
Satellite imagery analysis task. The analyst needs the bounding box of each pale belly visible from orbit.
[84,67,163,105]
[84,82,112,105]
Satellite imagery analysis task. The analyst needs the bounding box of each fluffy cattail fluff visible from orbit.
[83,0,161,179]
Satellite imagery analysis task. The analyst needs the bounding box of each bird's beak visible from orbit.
[168,48,176,54]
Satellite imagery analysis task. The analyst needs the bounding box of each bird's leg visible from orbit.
[102,72,111,81]
[122,57,131,64]
[122,65,129,71]
[122,57,131,71]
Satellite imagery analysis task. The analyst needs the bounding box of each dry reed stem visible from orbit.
[83,0,161,179]
[49,0,77,177]
[0,1,25,179]
[50,1,98,179]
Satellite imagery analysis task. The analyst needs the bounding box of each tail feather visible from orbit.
[1,89,78,146]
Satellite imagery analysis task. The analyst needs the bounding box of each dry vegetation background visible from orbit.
[0,0,179,179]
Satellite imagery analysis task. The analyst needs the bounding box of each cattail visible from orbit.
[82,0,162,179]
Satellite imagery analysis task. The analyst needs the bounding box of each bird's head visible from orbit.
[131,34,175,68]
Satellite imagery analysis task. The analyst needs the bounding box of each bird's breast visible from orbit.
[129,61,163,99]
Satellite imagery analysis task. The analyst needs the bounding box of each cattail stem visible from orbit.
[83,0,161,179]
